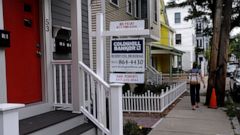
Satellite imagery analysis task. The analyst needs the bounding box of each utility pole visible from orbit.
[206,0,223,105]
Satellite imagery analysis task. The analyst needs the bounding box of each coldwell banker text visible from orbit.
[112,40,143,53]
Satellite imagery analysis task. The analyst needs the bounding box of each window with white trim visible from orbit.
[197,38,203,48]
[176,34,181,45]
[174,12,181,23]
[110,0,119,7]
[126,0,133,15]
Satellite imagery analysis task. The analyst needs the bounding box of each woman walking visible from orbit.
[189,62,205,110]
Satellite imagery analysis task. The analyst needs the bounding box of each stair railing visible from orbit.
[79,61,123,135]
[146,66,162,85]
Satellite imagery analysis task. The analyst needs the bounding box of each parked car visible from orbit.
[227,64,238,77]
[230,68,240,101]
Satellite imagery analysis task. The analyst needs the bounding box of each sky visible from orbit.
[230,27,240,37]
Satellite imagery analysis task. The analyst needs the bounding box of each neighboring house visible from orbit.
[150,0,183,75]
[0,0,123,135]
[166,4,211,74]
[166,5,196,71]
[90,0,161,82]
[195,17,210,74]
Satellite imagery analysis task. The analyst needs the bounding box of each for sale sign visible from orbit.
[109,73,144,83]
[110,38,145,72]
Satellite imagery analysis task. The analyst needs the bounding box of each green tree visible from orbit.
[167,0,240,106]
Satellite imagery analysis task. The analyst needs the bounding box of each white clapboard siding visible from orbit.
[123,81,187,113]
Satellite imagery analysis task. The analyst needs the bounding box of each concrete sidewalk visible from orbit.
[148,95,234,135]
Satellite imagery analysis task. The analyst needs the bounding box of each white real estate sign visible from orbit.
[110,20,144,31]
[110,38,145,83]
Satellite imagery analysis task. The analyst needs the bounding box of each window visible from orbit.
[110,0,119,6]
[174,12,181,23]
[141,0,147,19]
[196,21,202,33]
[134,0,140,18]
[126,0,133,15]
[197,38,203,48]
[154,0,157,22]
[176,34,181,45]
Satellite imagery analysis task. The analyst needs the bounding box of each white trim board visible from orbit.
[0,0,7,103]
[42,0,54,105]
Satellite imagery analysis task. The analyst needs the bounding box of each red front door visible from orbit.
[3,0,42,104]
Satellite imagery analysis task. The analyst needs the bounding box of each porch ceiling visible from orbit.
[150,42,184,56]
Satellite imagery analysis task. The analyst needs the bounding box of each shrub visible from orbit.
[123,83,171,95]
[134,84,146,94]
[122,83,130,94]
[144,83,170,94]
[123,120,143,135]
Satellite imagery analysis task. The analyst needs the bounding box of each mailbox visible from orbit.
[55,38,71,54]
[0,30,10,48]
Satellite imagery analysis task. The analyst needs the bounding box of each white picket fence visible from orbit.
[122,81,187,113]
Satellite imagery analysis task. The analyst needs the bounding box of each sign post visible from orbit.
[91,13,150,135]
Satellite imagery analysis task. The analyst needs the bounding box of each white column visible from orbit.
[42,0,54,104]
[0,0,7,103]
[96,13,106,127]
[71,0,83,113]
[96,13,104,79]
[110,83,124,135]
[0,103,25,135]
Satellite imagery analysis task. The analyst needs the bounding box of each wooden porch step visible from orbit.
[60,122,96,135]
[19,110,82,135]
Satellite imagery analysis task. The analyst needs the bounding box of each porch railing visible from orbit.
[146,66,162,85]
[52,61,123,135]
[52,60,72,109]
[122,81,187,113]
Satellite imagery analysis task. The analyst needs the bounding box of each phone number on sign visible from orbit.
[118,59,144,65]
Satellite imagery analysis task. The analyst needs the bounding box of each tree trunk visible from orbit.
[205,0,223,106]
[215,0,233,107]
